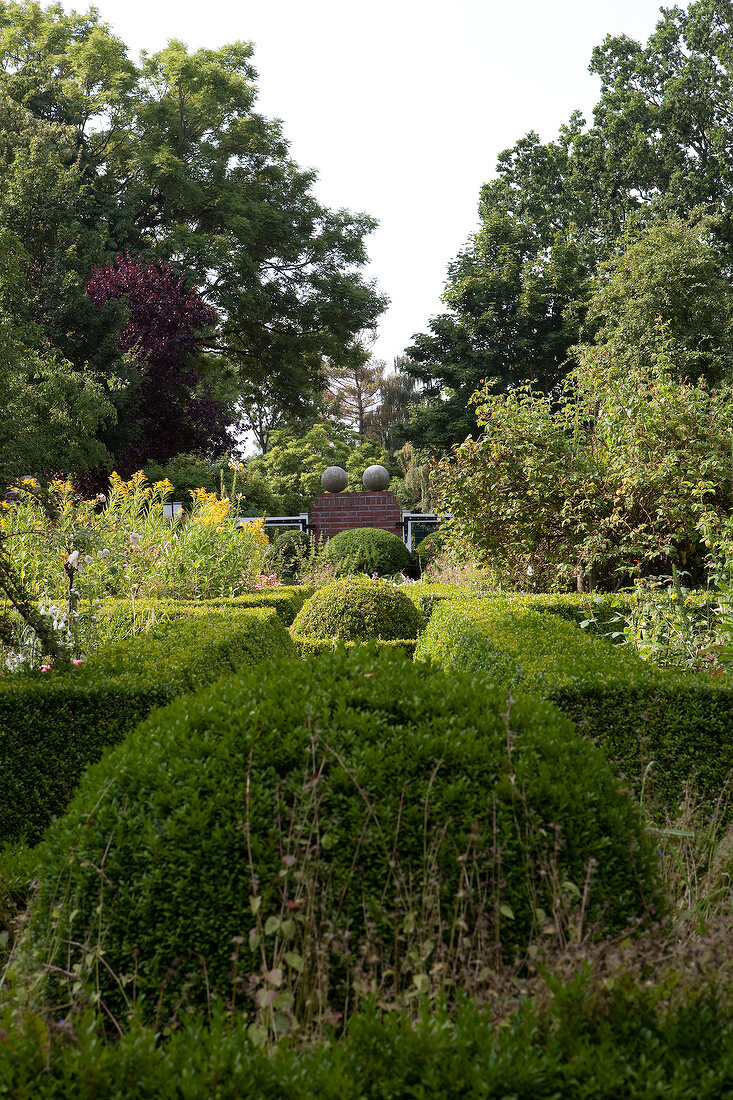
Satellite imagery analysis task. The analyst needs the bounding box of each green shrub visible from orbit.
[291,577,424,642]
[401,581,478,622]
[0,608,294,844]
[78,587,314,649]
[270,530,315,581]
[1,971,733,1098]
[22,647,661,1024]
[290,635,417,658]
[415,528,447,572]
[416,600,733,813]
[321,527,414,577]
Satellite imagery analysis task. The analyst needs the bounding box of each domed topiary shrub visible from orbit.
[292,577,423,641]
[22,648,663,1026]
[321,526,414,577]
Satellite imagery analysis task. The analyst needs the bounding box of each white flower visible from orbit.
[129,532,140,544]
[84,555,93,565]
[76,562,85,574]
[98,548,110,560]
[67,550,80,566]
[526,565,534,576]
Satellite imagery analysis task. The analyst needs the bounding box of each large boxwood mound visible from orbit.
[21,648,662,1025]
[321,526,414,577]
[291,577,424,642]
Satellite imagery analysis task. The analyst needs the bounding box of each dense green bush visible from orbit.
[416,600,733,813]
[321,526,414,577]
[0,608,294,844]
[1,969,733,1098]
[401,581,478,622]
[291,577,424,641]
[21,647,661,1024]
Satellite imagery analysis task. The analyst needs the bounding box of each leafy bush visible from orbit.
[321,527,414,578]
[2,967,733,1098]
[291,577,424,641]
[415,528,447,572]
[270,530,315,582]
[0,607,294,844]
[416,599,733,814]
[21,647,661,1025]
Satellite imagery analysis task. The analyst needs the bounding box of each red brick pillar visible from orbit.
[311,492,403,542]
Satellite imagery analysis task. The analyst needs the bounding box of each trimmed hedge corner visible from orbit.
[0,607,294,844]
[416,599,733,813]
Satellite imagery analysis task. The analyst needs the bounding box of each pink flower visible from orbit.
[40,664,52,672]
[72,658,84,665]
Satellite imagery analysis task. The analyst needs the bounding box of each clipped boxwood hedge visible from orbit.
[22,647,662,1025]
[0,607,294,844]
[416,600,733,812]
[1,975,733,1098]
[78,587,314,649]
[321,526,415,577]
[291,577,424,643]
[401,581,478,622]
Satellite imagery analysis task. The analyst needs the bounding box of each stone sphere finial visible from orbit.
[362,464,390,491]
[321,465,348,493]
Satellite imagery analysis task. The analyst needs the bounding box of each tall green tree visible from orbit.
[406,0,733,454]
[0,2,386,471]
[433,215,733,590]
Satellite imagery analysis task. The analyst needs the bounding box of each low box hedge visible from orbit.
[416,600,733,814]
[290,635,418,657]
[0,607,294,844]
[78,586,314,649]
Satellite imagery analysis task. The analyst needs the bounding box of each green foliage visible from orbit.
[142,453,218,506]
[270,530,315,582]
[433,220,733,591]
[1,968,733,1097]
[291,578,424,642]
[578,216,733,387]
[0,606,294,844]
[404,1,733,452]
[77,588,314,650]
[22,647,660,1024]
[321,527,414,579]
[0,4,387,475]
[415,529,447,573]
[416,599,733,814]
[247,422,391,513]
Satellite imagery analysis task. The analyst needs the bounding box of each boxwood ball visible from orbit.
[362,464,390,491]
[321,465,348,493]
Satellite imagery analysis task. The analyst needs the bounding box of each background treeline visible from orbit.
[0,0,388,490]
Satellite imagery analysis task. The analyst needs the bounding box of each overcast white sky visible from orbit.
[62,0,673,364]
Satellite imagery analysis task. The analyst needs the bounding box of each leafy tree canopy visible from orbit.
[0,1,386,475]
[433,215,733,590]
[406,0,733,454]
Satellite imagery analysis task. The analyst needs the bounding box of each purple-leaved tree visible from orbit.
[87,254,230,471]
